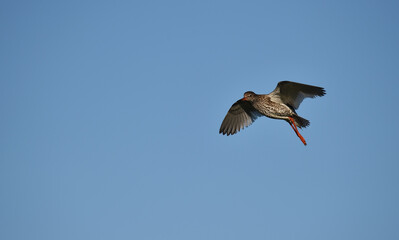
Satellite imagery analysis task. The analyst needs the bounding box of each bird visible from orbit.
[219,81,325,145]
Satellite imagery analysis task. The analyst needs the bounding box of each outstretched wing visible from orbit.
[269,81,325,109]
[219,99,262,136]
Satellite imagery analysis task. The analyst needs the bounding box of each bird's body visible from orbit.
[252,94,294,120]
[219,81,325,145]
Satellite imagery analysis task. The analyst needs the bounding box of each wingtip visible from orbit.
[320,88,326,96]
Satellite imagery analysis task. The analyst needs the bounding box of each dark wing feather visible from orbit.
[270,81,325,109]
[219,100,261,136]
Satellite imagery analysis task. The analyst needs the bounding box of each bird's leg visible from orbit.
[288,121,298,134]
[288,117,307,146]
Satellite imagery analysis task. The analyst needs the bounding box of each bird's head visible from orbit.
[242,91,256,101]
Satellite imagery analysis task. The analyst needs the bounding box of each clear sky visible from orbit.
[1,0,399,239]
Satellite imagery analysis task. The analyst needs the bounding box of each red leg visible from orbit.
[288,120,296,132]
[288,117,307,146]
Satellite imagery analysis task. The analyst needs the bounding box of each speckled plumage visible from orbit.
[252,95,293,119]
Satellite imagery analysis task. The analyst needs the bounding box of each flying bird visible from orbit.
[219,81,325,145]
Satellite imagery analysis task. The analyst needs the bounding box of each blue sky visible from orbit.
[1,0,399,239]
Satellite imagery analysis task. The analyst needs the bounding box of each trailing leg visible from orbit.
[288,117,307,146]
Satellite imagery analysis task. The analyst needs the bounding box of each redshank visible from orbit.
[219,81,325,145]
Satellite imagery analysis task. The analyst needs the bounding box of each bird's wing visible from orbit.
[219,99,262,136]
[269,81,325,109]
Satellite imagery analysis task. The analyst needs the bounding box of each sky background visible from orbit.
[1,0,399,239]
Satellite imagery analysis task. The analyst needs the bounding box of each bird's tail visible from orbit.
[292,115,310,128]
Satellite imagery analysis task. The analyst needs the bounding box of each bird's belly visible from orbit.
[255,101,293,119]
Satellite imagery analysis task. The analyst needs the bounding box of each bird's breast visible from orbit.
[253,96,293,119]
